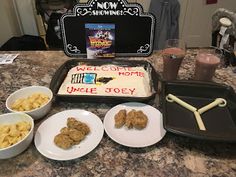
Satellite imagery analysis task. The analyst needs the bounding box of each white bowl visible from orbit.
[0,113,34,159]
[6,86,53,120]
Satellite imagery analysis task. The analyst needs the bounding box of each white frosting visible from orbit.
[58,64,152,97]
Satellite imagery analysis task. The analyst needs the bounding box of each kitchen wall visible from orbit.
[179,0,236,47]
[0,0,150,47]
[1,0,236,48]
[80,0,151,11]
[79,0,151,11]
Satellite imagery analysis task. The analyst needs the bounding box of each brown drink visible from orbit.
[162,47,185,80]
[194,53,220,81]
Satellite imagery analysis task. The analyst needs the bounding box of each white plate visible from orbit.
[34,109,104,161]
[104,102,166,148]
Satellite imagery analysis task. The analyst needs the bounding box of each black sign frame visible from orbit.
[61,0,156,57]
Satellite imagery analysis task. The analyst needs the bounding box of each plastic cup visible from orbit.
[162,39,186,80]
[194,50,221,81]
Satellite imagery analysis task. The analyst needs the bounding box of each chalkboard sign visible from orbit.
[61,0,155,57]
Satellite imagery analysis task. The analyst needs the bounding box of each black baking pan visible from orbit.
[50,58,160,103]
[161,80,236,142]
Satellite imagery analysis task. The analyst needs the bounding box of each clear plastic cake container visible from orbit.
[50,59,160,103]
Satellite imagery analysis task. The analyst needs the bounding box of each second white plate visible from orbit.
[34,109,104,161]
[104,102,166,148]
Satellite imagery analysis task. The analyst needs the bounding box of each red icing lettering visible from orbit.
[113,88,120,93]
[105,88,136,95]
[76,66,86,71]
[93,66,99,71]
[118,71,144,77]
[67,86,97,94]
[76,65,136,72]
[121,88,129,94]
[105,88,112,93]
[129,88,135,95]
[90,88,97,94]
[116,66,126,71]
[110,66,117,71]
[86,67,93,71]
[101,66,109,71]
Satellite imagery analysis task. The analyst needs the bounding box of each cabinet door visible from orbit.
[0,0,22,46]
[13,0,39,36]
[178,0,188,42]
